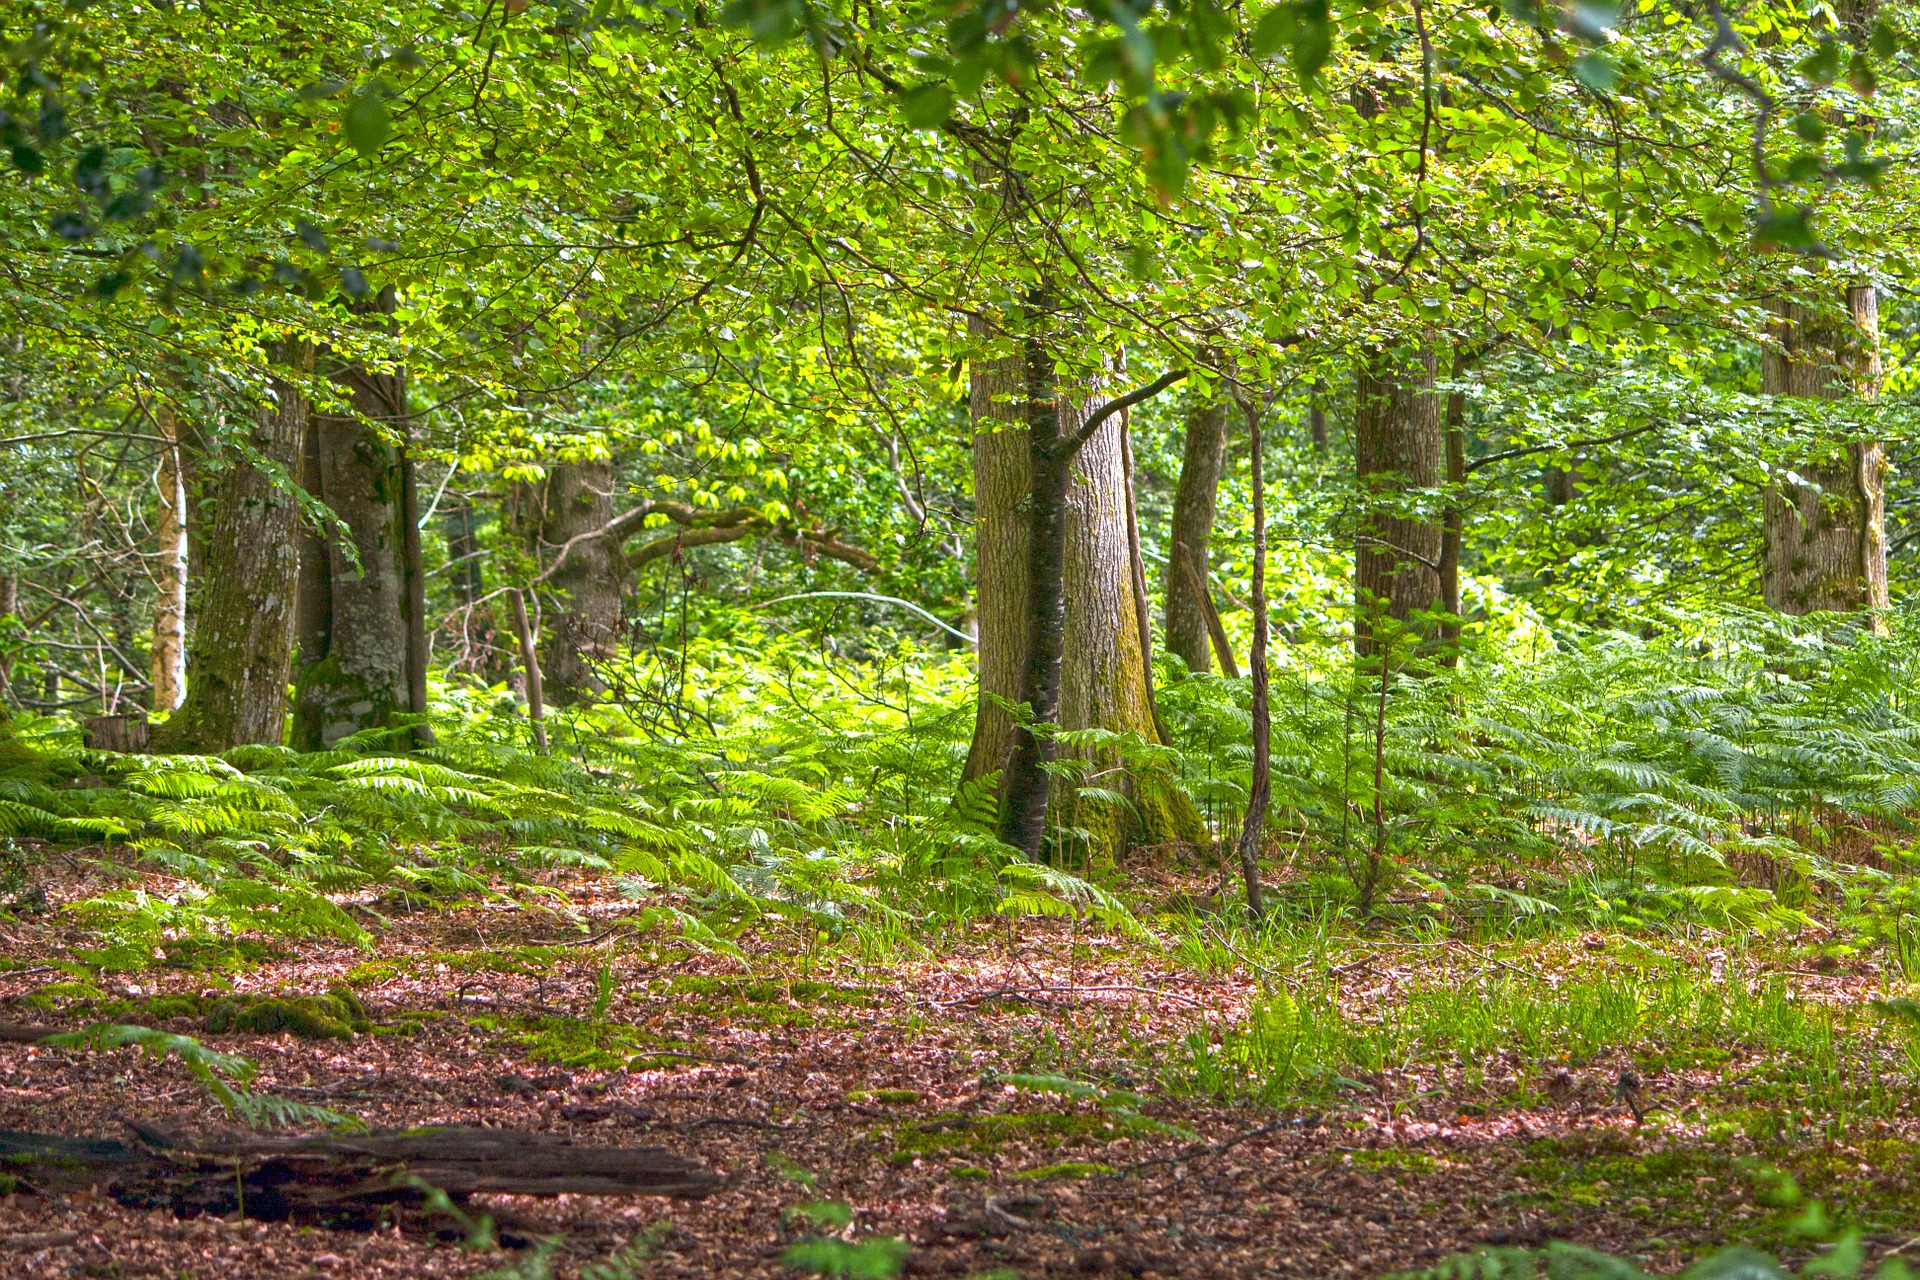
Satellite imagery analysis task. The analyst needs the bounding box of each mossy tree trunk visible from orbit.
[1164,387,1229,676]
[964,314,1202,857]
[151,368,311,752]
[291,361,424,751]
[1760,288,1888,619]
[1353,343,1442,657]
[536,460,624,704]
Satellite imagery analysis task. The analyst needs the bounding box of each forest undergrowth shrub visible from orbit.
[1178,965,1908,1112]
[1161,608,1920,933]
[4,611,1920,964]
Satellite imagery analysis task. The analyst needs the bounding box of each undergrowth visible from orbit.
[0,611,1916,974]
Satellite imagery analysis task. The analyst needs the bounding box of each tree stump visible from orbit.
[81,715,151,753]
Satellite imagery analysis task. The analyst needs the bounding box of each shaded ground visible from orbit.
[0,861,1915,1278]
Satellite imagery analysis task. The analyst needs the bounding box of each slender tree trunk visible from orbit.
[400,446,433,744]
[1353,343,1443,656]
[291,366,413,751]
[509,588,549,755]
[1761,288,1888,619]
[0,572,17,704]
[1232,389,1268,919]
[537,460,623,704]
[1438,357,1469,666]
[149,402,188,713]
[152,366,311,752]
[1164,387,1229,676]
[1309,381,1328,452]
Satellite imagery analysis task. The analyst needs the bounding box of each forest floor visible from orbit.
[0,855,1915,1279]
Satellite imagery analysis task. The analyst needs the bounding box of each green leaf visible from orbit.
[1249,4,1294,59]
[1790,111,1827,143]
[1291,0,1331,81]
[343,86,391,158]
[1846,51,1876,98]
[897,83,953,130]
[1752,206,1817,252]
[1799,38,1841,87]
[1571,53,1615,91]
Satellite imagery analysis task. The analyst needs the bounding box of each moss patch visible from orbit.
[1016,1161,1113,1180]
[205,990,370,1040]
[847,1088,921,1105]
[471,1014,705,1072]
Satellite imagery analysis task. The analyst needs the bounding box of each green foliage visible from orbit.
[41,1024,362,1131]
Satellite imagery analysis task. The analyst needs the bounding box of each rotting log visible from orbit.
[0,1123,719,1230]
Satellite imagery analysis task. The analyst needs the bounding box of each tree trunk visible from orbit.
[1309,381,1328,452]
[1760,288,1888,618]
[400,449,432,742]
[966,315,1201,858]
[962,316,1032,786]
[1353,343,1442,657]
[0,572,16,703]
[1056,383,1195,852]
[537,460,623,704]
[152,367,311,752]
[291,367,413,752]
[1164,388,1229,676]
[1232,389,1268,918]
[150,401,188,714]
[1439,355,1469,666]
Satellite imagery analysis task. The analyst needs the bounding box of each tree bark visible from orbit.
[1232,389,1268,919]
[150,401,188,714]
[400,449,432,744]
[0,572,17,703]
[1760,288,1888,619]
[509,587,549,755]
[979,333,1199,859]
[963,315,1033,787]
[1164,388,1229,676]
[1438,354,1470,666]
[1117,407,1170,746]
[1353,343,1443,657]
[290,364,414,752]
[537,460,623,704]
[152,366,311,752]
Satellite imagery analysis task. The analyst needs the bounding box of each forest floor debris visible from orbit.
[0,861,1914,1278]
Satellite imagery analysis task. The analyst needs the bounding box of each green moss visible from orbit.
[205,989,370,1040]
[345,946,569,987]
[474,1014,700,1072]
[1347,1149,1438,1175]
[141,994,207,1020]
[847,1088,921,1105]
[0,1172,17,1194]
[892,1111,1149,1164]
[1016,1162,1113,1180]
[950,1166,991,1181]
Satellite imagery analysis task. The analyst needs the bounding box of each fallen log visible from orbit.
[0,1123,720,1230]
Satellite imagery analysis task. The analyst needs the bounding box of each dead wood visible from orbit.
[0,1123,719,1229]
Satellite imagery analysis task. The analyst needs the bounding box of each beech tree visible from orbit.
[1760,288,1889,618]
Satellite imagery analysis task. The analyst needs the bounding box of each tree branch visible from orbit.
[1063,369,1188,458]
[1463,422,1659,474]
